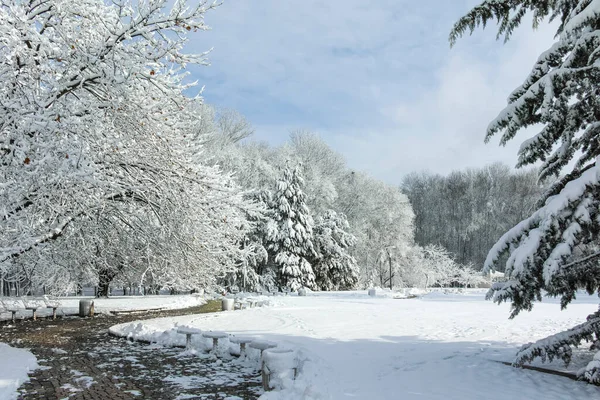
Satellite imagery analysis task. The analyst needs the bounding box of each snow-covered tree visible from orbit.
[374,247,402,290]
[422,245,457,289]
[312,210,358,291]
[285,131,346,215]
[192,126,418,292]
[451,0,600,383]
[0,0,255,296]
[337,172,415,288]
[190,104,255,167]
[420,245,485,288]
[220,190,271,293]
[267,163,316,291]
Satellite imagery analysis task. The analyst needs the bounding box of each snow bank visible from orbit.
[110,290,600,399]
[0,343,38,400]
[65,294,206,313]
[0,294,206,321]
[307,287,432,299]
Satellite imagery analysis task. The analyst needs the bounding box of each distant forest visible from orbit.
[402,163,543,270]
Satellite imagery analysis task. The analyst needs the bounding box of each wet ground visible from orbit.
[0,302,262,399]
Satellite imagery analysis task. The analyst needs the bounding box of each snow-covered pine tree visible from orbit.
[267,163,316,291]
[250,190,281,292]
[451,0,600,383]
[312,210,358,291]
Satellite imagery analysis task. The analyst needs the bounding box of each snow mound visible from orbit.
[0,343,38,400]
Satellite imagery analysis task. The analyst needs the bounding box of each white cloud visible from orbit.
[327,21,559,183]
[187,1,560,184]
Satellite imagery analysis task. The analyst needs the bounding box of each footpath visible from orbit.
[0,302,261,400]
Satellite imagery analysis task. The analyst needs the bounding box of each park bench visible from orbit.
[1,298,23,322]
[261,348,298,391]
[176,326,202,349]
[202,331,228,353]
[249,340,277,357]
[22,298,45,320]
[233,296,262,310]
[229,335,254,358]
[43,296,61,320]
[246,297,259,308]
[234,298,250,310]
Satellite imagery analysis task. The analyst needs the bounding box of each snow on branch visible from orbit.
[515,307,600,383]
[453,0,600,384]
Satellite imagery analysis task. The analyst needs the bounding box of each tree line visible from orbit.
[0,0,515,297]
[0,0,421,297]
[189,109,418,291]
[402,163,544,270]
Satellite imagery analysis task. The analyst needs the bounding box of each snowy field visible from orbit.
[0,294,206,321]
[0,343,38,400]
[111,289,600,399]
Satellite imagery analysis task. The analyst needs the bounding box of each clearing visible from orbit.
[111,289,600,399]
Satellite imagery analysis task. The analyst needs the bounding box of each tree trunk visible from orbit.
[97,269,116,298]
[145,284,160,295]
[387,249,393,291]
[97,281,110,298]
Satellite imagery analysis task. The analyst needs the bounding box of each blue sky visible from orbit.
[185,0,557,184]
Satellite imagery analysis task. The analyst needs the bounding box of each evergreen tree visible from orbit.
[312,210,358,291]
[451,0,600,383]
[267,163,316,291]
[220,191,269,293]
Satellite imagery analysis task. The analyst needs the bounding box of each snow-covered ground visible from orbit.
[0,294,206,399]
[0,294,206,321]
[0,343,37,400]
[111,289,600,399]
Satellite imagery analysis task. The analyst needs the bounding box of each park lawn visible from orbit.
[111,289,600,399]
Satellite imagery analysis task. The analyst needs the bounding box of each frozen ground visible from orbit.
[0,294,206,321]
[0,343,38,400]
[111,289,600,400]
[0,294,205,399]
